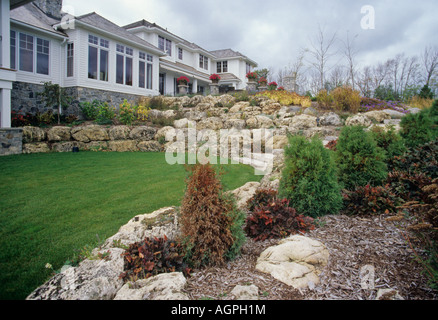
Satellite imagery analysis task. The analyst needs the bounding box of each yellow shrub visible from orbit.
[257,90,310,107]
[316,89,333,109]
[137,105,150,121]
[408,96,434,110]
[330,86,361,113]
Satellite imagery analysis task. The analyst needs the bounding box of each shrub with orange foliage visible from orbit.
[179,164,245,268]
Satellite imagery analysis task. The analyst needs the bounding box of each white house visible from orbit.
[0,0,258,127]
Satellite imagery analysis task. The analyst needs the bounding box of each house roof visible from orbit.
[124,19,215,57]
[70,13,165,55]
[10,3,67,38]
[210,48,258,66]
[160,60,211,81]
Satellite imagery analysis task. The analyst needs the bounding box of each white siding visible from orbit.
[11,25,64,86]
[69,28,160,96]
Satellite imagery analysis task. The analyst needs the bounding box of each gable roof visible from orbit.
[124,19,215,58]
[65,13,164,55]
[10,3,67,38]
[210,48,258,66]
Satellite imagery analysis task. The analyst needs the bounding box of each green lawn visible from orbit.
[0,151,261,300]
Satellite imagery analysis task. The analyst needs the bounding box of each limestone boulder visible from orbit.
[345,114,372,127]
[174,118,196,129]
[26,248,125,300]
[256,235,329,289]
[109,126,131,140]
[47,126,71,142]
[114,272,188,300]
[155,126,176,142]
[108,140,138,152]
[363,111,391,123]
[273,135,289,150]
[230,181,260,211]
[197,117,224,130]
[22,142,50,154]
[262,102,281,115]
[22,126,46,143]
[52,141,86,153]
[382,109,407,119]
[319,112,342,127]
[224,119,246,130]
[229,101,250,113]
[129,126,156,141]
[72,125,109,142]
[230,285,259,300]
[137,140,162,152]
[246,115,274,129]
[290,114,317,129]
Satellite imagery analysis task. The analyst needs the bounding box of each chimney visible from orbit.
[33,0,63,20]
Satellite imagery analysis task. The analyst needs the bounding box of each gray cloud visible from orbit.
[64,0,438,72]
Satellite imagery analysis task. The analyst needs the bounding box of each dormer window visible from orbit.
[158,36,172,56]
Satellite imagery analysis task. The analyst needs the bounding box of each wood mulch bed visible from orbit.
[183,214,437,300]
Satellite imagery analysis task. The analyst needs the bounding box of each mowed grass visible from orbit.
[0,152,261,300]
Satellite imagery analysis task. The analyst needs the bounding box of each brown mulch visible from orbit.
[183,214,438,300]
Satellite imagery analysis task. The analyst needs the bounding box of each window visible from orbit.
[217,61,228,73]
[139,52,153,89]
[199,54,208,70]
[67,43,74,77]
[36,38,50,75]
[88,35,109,81]
[246,62,251,74]
[19,32,34,72]
[116,44,133,86]
[88,46,98,79]
[10,30,16,70]
[178,48,183,60]
[158,35,172,56]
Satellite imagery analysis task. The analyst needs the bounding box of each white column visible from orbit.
[0,0,14,128]
[0,0,11,68]
[192,78,198,94]
[0,88,11,128]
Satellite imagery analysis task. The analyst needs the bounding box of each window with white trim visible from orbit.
[12,31,50,75]
[139,52,153,90]
[158,35,172,56]
[217,61,228,73]
[67,43,74,77]
[116,44,133,86]
[88,34,109,81]
[178,48,183,60]
[199,54,208,70]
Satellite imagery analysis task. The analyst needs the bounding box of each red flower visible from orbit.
[177,76,190,84]
[209,74,221,81]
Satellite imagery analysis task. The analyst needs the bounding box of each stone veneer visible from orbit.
[0,128,23,156]
[12,82,145,118]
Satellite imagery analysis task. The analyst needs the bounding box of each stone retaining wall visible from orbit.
[0,128,23,156]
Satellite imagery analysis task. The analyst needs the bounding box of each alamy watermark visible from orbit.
[361,5,375,30]
[163,124,275,176]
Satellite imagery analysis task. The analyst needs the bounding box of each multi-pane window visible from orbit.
[36,38,50,75]
[139,52,153,90]
[199,54,208,70]
[116,44,133,86]
[246,63,251,74]
[88,34,109,81]
[178,48,183,60]
[158,36,172,56]
[217,61,228,73]
[11,31,51,74]
[19,33,34,72]
[10,30,16,70]
[67,43,74,77]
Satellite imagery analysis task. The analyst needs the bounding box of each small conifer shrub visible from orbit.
[179,164,245,268]
[279,135,343,217]
[335,126,387,190]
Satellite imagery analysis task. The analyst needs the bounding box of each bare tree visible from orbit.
[307,25,339,91]
[422,46,438,86]
[341,32,359,89]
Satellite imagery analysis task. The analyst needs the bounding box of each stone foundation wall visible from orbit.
[0,128,23,156]
[12,82,145,117]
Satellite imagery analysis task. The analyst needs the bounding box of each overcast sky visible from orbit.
[63,0,438,73]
